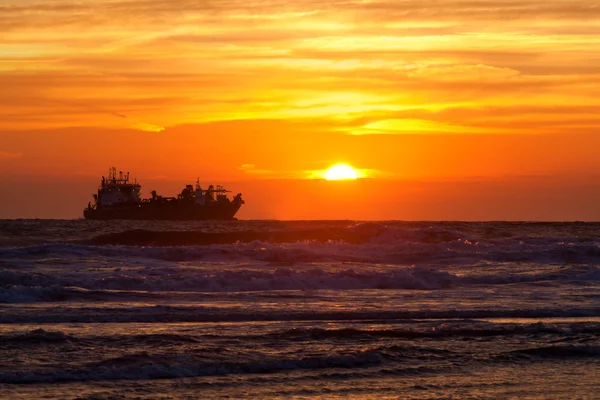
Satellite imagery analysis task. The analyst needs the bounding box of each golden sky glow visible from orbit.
[1,0,600,219]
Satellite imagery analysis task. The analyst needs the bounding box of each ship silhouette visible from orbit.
[83,168,244,220]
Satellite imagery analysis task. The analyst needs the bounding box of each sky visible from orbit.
[1,0,600,220]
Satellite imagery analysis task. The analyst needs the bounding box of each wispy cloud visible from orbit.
[133,122,164,132]
[0,0,598,135]
[238,163,309,179]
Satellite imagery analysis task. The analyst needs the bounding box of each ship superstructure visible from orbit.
[94,168,141,208]
[84,168,244,220]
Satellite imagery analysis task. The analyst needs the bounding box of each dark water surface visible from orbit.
[0,220,598,399]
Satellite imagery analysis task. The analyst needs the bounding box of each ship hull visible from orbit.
[84,202,242,221]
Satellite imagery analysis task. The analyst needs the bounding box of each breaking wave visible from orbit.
[1,263,599,304]
[1,261,599,305]
[2,222,600,267]
[0,285,69,303]
[78,223,477,247]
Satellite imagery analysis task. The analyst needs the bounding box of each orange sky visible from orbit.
[1,0,600,219]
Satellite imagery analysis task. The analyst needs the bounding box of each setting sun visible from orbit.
[324,164,358,181]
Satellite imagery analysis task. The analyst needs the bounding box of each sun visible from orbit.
[324,164,358,180]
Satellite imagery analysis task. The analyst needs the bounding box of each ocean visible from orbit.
[0,220,598,399]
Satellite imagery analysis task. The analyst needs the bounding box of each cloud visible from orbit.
[238,164,277,177]
[132,122,165,132]
[0,0,599,135]
[349,118,481,135]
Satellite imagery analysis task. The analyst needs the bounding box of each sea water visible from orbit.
[0,220,598,399]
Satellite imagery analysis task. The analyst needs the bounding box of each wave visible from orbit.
[0,270,58,286]
[0,350,384,383]
[1,263,599,304]
[2,342,597,384]
[0,285,69,303]
[86,265,459,292]
[0,328,74,343]
[5,322,597,347]
[2,305,599,324]
[78,223,476,247]
[74,222,600,251]
[262,323,600,341]
[3,228,600,267]
[499,345,600,360]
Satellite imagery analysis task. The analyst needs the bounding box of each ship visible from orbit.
[83,168,244,220]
